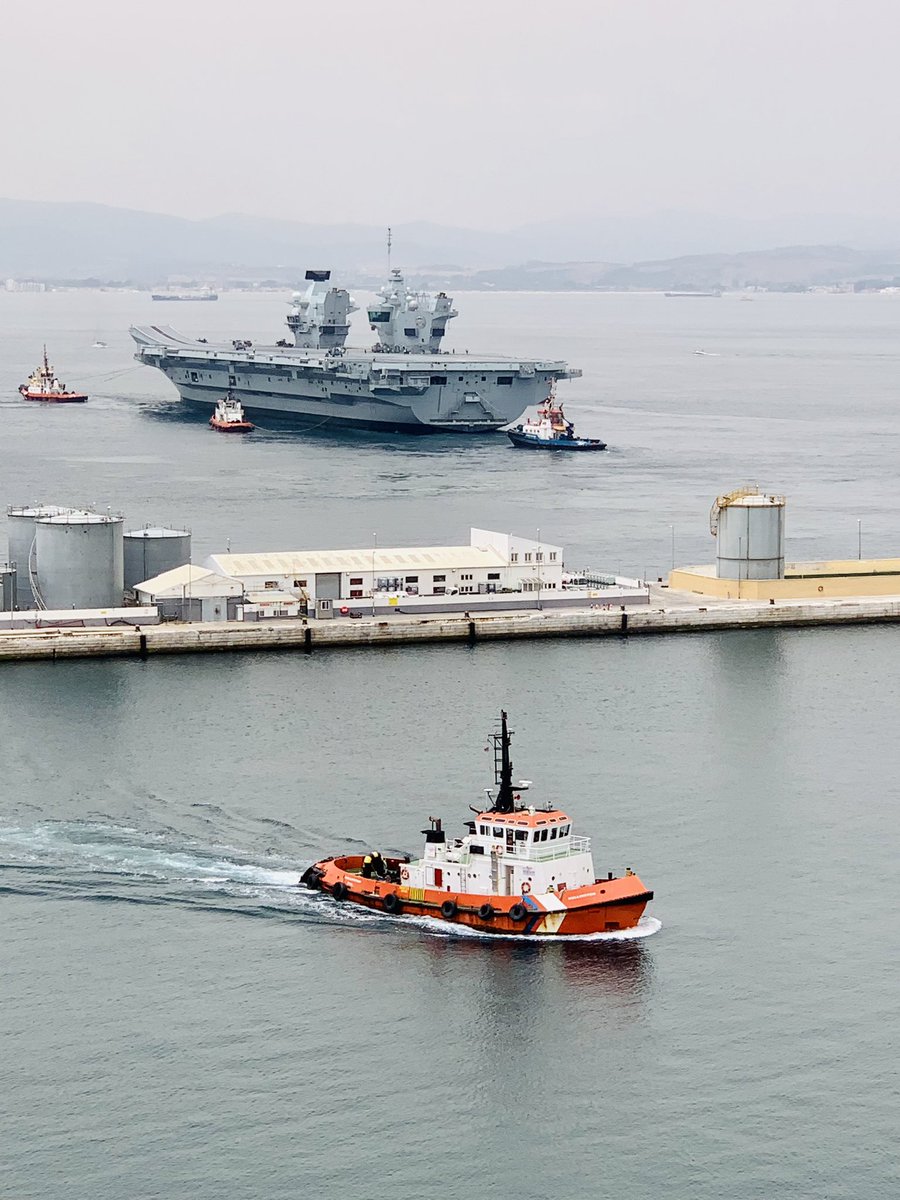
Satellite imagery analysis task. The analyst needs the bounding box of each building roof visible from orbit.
[206,544,509,577]
[134,564,243,598]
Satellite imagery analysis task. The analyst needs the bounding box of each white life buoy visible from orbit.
[521,881,531,895]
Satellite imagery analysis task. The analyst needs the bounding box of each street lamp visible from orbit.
[536,526,542,610]
[372,533,377,616]
[857,519,862,561]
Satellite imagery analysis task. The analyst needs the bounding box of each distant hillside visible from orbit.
[446,246,900,292]
[5,197,900,285]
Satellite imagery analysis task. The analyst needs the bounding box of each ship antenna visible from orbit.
[491,710,516,813]
[387,226,392,274]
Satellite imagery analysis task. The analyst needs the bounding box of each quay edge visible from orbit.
[4,596,900,663]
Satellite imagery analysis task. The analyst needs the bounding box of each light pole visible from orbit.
[372,533,377,617]
[857,519,862,561]
[536,527,543,610]
[670,524,676,572]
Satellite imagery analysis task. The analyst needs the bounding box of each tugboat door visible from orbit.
[504,865,515,895]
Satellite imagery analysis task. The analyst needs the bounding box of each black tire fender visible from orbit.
[478,903,495,921]
[508,903,528,922]
[383,892,402,915]
[332,880,348,902]
[440,899,459,920]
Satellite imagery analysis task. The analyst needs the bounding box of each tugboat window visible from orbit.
[550,828,558,839]
[515,830,527,842]
[493,827,503,837]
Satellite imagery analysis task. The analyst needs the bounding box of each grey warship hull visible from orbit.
[130,326,579,434]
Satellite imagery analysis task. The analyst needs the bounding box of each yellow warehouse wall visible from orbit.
[668,559,900,601]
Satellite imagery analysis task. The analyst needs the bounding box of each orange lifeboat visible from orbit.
[19,347,87,403]
[209,391,253,432]
[300,711,654,937]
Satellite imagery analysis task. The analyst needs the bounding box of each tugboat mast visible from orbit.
[491,710,516,813]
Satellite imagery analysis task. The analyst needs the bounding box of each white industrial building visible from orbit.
[204,529,564,605]
[134,564,243,622]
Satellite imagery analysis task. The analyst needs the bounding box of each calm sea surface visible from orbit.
[1,291,898,1198]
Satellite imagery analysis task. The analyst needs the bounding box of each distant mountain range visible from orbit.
[3,197,900,290]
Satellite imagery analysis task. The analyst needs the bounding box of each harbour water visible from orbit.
[2,290,899,1197]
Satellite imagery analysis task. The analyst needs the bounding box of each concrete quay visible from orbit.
[3,591,900,664]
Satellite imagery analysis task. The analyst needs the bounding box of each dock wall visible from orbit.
[3,596,900,663]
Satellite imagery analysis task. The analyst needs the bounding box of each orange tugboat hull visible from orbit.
[19,389,87,403]
[209,417,254,431]
[304,855,653,937]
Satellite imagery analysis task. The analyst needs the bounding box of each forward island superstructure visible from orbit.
[130,269,581,434]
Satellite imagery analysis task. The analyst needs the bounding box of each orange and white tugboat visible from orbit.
[209,391,253,432]
[300,711,653,937]
[18,347,88,403]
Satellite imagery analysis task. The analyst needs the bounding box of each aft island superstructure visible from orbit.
[130,269,581,434]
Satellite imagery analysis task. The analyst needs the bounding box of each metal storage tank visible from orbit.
[711,488,786,580]
[34,513,124,609]
[124,527,191,590]
[7,505,92,608]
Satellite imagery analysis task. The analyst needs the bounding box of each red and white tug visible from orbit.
[19,347,88,403]
[210,391,253,432]
[300,711,653,937]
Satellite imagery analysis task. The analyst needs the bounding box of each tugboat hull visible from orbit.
[19,388,87,404]
[302,855,653,937]
[507,429,606,451]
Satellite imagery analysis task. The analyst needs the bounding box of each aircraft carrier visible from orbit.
[130,269,581,434]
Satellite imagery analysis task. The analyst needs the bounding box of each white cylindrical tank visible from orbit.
[714,490,786,580]
[6,505,93,608]
[34,513,124,609]
[124,527,191,590]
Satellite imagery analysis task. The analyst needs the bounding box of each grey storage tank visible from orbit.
[34,512,124,609]
[7,505,92,608]
[124,526,191,590]
[711,488,786,580]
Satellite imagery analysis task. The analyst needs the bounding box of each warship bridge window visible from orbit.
[405,576,419,584]
[350,577,363,586]
[510,553,518,563]
[550,552,557,561]
[433,574,446,583]
[430,375,447,385]
[497,376,513,385]
[293,579,307,589]
[488,573,500,581]
[524,553,532,563]
[404,328,417,337]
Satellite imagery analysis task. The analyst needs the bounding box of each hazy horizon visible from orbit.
[3,0,900,230]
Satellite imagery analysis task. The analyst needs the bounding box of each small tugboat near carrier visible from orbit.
[209,391,253,432]
[508,386,606,451]
[300,711,653,937]
[19,347,88,403]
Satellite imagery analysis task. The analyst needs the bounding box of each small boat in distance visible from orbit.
[300,710,654,937]
[508,387,606,451]
[92,339,107,349]
[19,347,88,403]
[209,391,253,432]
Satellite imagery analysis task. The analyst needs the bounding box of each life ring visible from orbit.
[440,899,458,920]
[508,903,527,922]
[382,892,402,915]
[521,882,531,895]
[478,903,495,921]
[340,606,350,615]
[332,880,348,901]
[400,867,410,881]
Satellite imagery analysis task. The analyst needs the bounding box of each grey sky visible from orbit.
[2,0,898,229]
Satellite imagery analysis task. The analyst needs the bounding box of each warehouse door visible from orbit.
[315,572,342,601]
